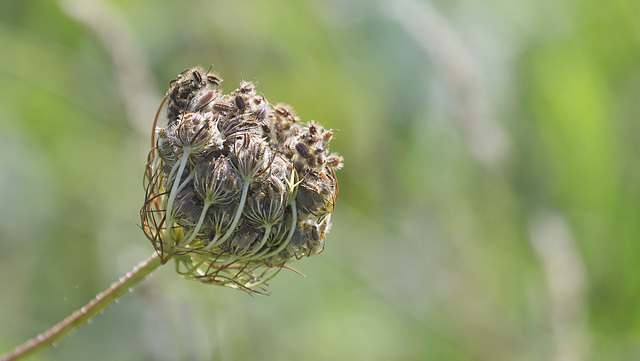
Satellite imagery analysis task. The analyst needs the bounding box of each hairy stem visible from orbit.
[1,253,163,361]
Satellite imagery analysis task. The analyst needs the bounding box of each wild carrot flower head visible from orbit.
[141,66,343,294]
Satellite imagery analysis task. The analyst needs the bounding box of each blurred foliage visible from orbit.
[0,0,639,360]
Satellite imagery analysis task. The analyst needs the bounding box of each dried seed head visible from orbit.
[141,65,343,294]
[231,134,271,181]
[173,112,221,157]
[244,187,286,228]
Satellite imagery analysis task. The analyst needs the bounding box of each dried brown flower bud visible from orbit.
[141,66,343,294]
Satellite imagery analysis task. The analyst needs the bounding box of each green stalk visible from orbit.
[164,149,192,245]
[255,202,297,259]
[203,179,250,250]
[241,224,272,260]
[181,200,212,246]
[1,253,163,361]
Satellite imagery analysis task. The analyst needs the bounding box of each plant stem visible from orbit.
[1,252,163,361]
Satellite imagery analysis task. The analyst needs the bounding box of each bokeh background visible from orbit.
[1,0,639,360]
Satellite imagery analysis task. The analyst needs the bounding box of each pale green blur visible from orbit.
[0,0,639,360]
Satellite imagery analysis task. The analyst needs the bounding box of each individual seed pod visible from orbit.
[217,116,247,140]
[310,224,320,242]
[234,95,246,112]
[322,130,333,143]
[274,103,297,122]
[213,101,233,113]
[205,66,222,85]
[295,142,310,158]
[326,154,344,170]
[237,79,256,94]
[189,90,215,112]
[192,69,204,86]
[252,94,266,105]
[306,234,324,256]
[266,174,286,200]
[308,122,318,136]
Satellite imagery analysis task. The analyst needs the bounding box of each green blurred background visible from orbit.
[1,0,639,360]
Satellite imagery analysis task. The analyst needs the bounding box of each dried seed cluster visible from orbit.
[141,66,342,293]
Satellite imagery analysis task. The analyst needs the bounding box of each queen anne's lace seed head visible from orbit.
[141,65,343,294]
